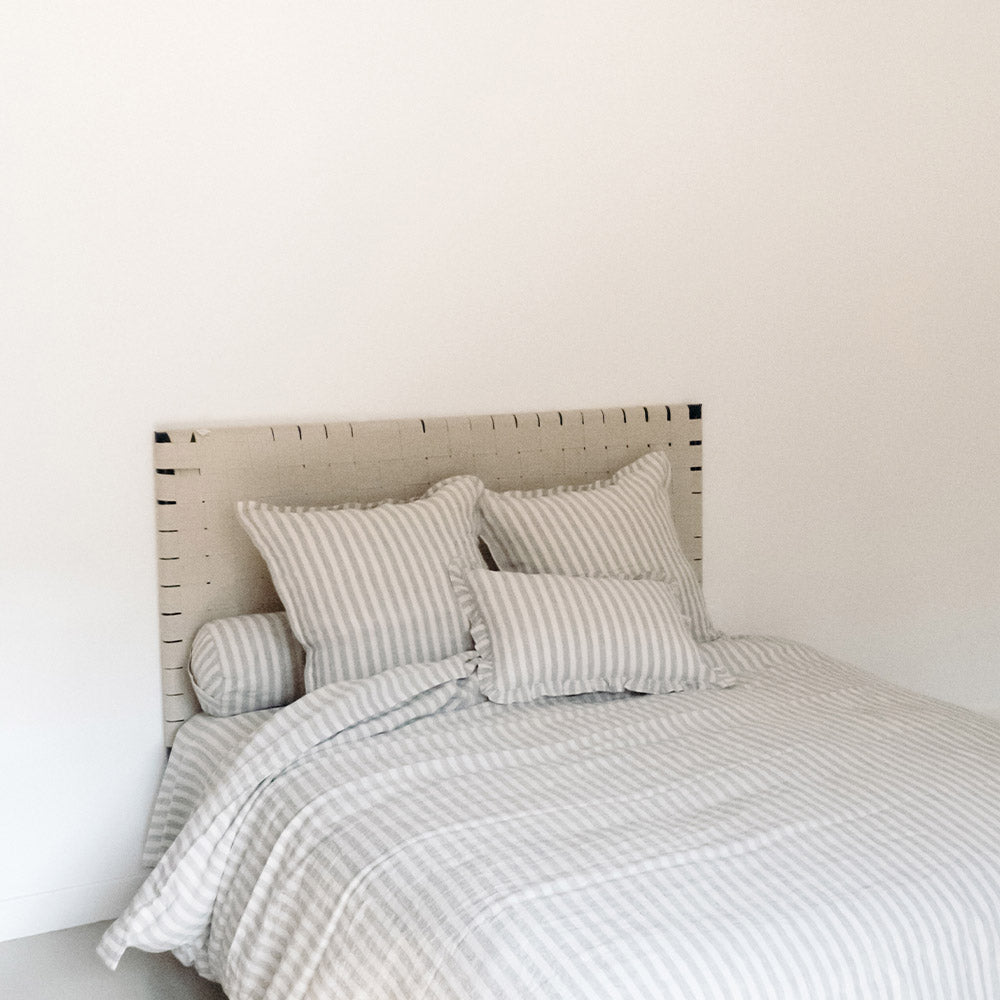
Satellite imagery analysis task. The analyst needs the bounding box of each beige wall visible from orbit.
[2,1,998,940]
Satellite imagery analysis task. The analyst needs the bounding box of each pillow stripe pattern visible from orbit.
[189,612,305,717]
[479,451,719,642]
[452,566,722,703]
[238,476,485,691]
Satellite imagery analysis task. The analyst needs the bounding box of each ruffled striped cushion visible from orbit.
[479,451,719,642]
[452,566,723,703]
[238,476,486,691]
[190,612,304,717]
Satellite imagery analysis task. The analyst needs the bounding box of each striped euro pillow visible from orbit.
[479,450,719,642]
[190,612,305,717]
[238,476,486,691]
[451,566,724,703]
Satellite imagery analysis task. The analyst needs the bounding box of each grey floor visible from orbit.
[0,922,226,999]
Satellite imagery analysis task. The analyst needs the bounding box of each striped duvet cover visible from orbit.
[100,636,1000,999]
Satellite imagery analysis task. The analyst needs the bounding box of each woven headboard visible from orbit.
[153,403,704,744]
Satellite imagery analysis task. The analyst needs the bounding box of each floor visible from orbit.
[0,921,227,999]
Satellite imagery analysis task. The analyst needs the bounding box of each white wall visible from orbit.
[2,1,998,941]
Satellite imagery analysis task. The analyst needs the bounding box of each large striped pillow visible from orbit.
[479,451,719,642]
[238,476,486,691]
[451,566,723,703]
[190,612,305,716]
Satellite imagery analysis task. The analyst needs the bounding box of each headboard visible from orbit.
[153,403,704,744]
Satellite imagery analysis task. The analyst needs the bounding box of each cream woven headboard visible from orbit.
[153,403,704,744]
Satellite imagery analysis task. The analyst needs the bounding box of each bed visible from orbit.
[99,404,1000,999]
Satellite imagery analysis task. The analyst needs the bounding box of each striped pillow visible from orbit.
[190,612,305,717]
[238,476,486,691]
[479,450,719,642]
[451,566,722,703]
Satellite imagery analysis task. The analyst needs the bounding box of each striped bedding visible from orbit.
[101,636,1000,999]
[142,708,277,865]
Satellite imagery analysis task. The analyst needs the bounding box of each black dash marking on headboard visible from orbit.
[688,404,702,420]
[154,431,171,443]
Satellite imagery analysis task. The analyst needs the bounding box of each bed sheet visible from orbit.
[143,707,277,865]
[103,637,1000,999]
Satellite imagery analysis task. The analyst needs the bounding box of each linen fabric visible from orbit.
[452,566,721,702]
[143,707,277,864]
[238,476,485,690]
[101,638,1000,999]
[479,450,719,641]
[189,612,304,717]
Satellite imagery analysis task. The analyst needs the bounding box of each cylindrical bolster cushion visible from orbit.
[190,612,305,716]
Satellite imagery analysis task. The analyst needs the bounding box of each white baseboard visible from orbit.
[0,875,145,943]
